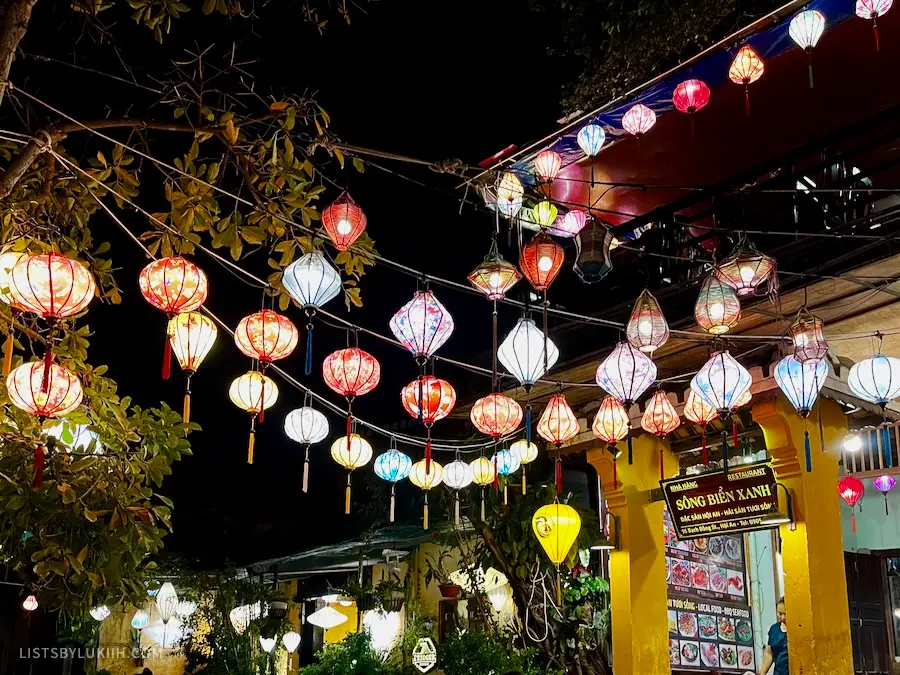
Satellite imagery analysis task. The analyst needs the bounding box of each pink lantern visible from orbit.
[856,0,893,50]
[672,79,710,139]
[622,104,656,137]
[533,150,562,182]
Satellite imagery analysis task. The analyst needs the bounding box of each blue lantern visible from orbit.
[848,354,900,406]
[494,449,521,476]
[374,449,412,523]
[773,355,828,417]
[576,124,606,157]
[690,350,751,416]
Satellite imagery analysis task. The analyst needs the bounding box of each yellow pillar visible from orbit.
[752,396,853,675]
[587,433,677,675]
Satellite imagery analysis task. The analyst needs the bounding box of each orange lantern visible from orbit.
[592,396,630,489]
[471,393,522,489]
[520,231,564,292]
[234,310,299,365]
[684,389,716,464]
[641,390,680,480]
[401,375,456,472]
[728,45,765,116]
[321,192,367,251]
[537,393,580,494]
[138,257,208,380]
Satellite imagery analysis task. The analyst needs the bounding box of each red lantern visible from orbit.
[621,103,656,137]
[729,45,765,116]
[641,391,680,480]
[234,310,299,364]
[684,389,717,464]
[139,256,209,380]
[321,192,367,251]
[470,393,523,439]
[323,347,381,444]
[538,393,580,493]
[672,79,710,139]
[520,231,564,292]
[592,396,629,489]
[838,475,865,532]
[402,375,456,471]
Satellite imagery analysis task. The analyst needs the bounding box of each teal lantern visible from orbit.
[374,448,412,523]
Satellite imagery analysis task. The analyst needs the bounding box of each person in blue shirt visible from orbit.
[758,597,788,675]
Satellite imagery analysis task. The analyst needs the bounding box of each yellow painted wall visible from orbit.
[323,602,359,644]
[97,604,185,675]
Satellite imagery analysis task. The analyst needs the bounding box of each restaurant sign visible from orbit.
[661,462,779,540]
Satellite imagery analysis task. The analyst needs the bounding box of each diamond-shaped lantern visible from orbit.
[691,351,752,417]
[596,342,657,404]
[321,193,367,251]
[714,240,776,297]
[389,290,454,360]
[520,231,565,292]
[729,45,765,116]
[467,239,521,300]
[498,317,559,390]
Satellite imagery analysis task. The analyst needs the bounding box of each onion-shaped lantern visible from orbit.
[90,605,111,622]
[235,309,298,364]
[790,309,828,363]
[550,210,588,239]
[511,438,539,494]
[0,251,24,378]
[774,355,828,418]
[323,347,381,452]
[331,434,373,514]
[138,256,207,380]
[470,455,496,521]
[401,375,456,471]
[532,502,582,602]
[596,342,657,404]
[673,79,710,139]
[229,370,278,464]
[838,475,865,532]
[467,239,521,300]
[626,289,669,354]
[533,150,562,182]
[443,459,474,525]
[641,391,680,480]
[621,103,656,137]
[520,231,564,292]
[284,406,329,492]
[714,240,776,297]
[409,459,444,530]
[576,124,606,157]
[389,290,454,360]
[168,311,217,423]
[496,172,524,218]
[493,448,521,505]
[156,582,179,624]
[321,192,367,251]
[691,351,752,417]
[856,0,892,50]
[471,393,523,439]
[374,448,413,522]
[695,276,741,335]
[131,609,150,630]
[283,250,342,375]
[728,45,765,116]
[498,318,559,390]
[592,395,629,485]
[873,474,896,515]
[848,354,900,406]
[538,393,579,494]
[532,201,558,229]
[790,9,826,87]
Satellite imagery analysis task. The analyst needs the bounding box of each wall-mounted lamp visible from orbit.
[759,482,795,532]
[590,514,619,550]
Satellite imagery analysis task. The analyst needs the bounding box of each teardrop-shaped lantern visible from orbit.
[284,406,330,492]
[790,8,826,86]
[595,342,657,404]
[626,289,669,353]
[533,150,562,182]
[532,201,558,229]
[532,502,581,565]
[409,459,444,529]
[234,309,298,363]
[690,351,752,417]
[520,231,565,292]
[374,448,413,522]
[496,172,524,217]
[641,391,681,437]
[498,317,559,390]
[168,310,217,424]
[591,396,629,444]
[467,239,521,300]
[838,474,865,532]
[156,582,179,624]
[848,354,900,406]
[537,394,580,447]
[576,124,605,157]
[321,193,367,251]
[714,240,776,297]
[729,45,765,116]
[282,250,342,309]
[774,355,828,418]
[389,290,454,359]
[621,104,656,137]
[790,308,829,363]
[695,276,741,335]
[470,393,523,439]
[331,434,374,514]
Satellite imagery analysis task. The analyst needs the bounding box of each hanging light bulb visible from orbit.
[848,354,900,406]
[467,239,521,300]
[774,355,829,417]
[168,311,217,423]
[284,406,330,492]
[576,124,606,157]
[729,45,765,116]
[532,201,558,229]
[443,459,473,525]
[672,79,710,139]
[621,104,656,137]
[331,434,374,515]
[695,276,741,335]
[389,290,454,360]
[596,342,657,404]
[498,317,559,389]
[790,9,826,87]
[856,0,892,51]
[321,193,367,251]
[690,351,752,417]
[408,459,444,530]
[374,448,413,523]
[533,149,562,182]
[626,289,669,353]
[843,431,864,454]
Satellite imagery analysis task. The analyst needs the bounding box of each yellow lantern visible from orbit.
[532,502,582,602]
[470,456,496,521]
[511,439,539,495]
[168,311,217,423]
[229,370,278,464]
[532,201,558,229]
[408,459,444,530]
[0,250,24,377]
[331,434,373,515]
[496,172,524,214]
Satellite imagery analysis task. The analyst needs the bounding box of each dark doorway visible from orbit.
[846,552,892,675]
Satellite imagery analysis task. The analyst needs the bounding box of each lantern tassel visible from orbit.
[701,430,708,465]
[525,403,532,444]
[882,425,892,468]
[744,85,751,117]
[481,488,486,521]
[32,445,44,488]
[183,374,192,424]
[555,455,563,495]
[425,432,432,475]
[247,426,256,465]
[345,474,352,515]
[885,495,890,517]
[804,430,812,473]
[302,448,310,493]
[161,335,172,380]
[2,332,13,378]
[304,324,313,376]
[874,19,881,52]
[612,452,618,490]
[346,408,352,455]
[493,448,499,489]
[390,485,396,523]
[659,448,664,482]
[722,430,729,473]
[40,345,52,393]
[423,493,429,530]
[503,483,508,506]
[556,569,562,606]
[627,427,633,465]
[522,468,527,495]
[454,492,460,526]
[851,511,857,533]
[807,55,814,89]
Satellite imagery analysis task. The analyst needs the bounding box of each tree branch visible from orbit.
[0,0,38,107]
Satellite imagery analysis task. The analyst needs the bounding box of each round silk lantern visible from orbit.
[691,351,752,417]
[234,309,298,365]
[471,394,523,439]
[321,192,367,251]
[626,289,669,354]
[401,375,456,471]
[443,458,473,525]
[641,390,680,480]
[728,45,765,116]
[331,434,373,515]
[511,438,539,494]
[576,124,606,157]
[323,347,381,454]
[498,318,559,390]
[672,79,710,139]
[789,9,826,87]
[621,104,656,137]
[409,459,443,530]
[374,447,412,522]
[470,455,496,521]
[550,210,588,239]
[168,311,217,423]
[856,0,892,50]
[838,475,865,532]
[284,405,329,492]
[533,149,562,183]
[537,393,579,493]
[532,201,558,230]
[520,231,565,292]
[532,502,582,602]
[229,370,278,464]
[775,353,828,472]
[873,474,896,515]
[496,172,524,218]
[592,395,629,487]
[848,354,900,406]
[282,250,341,374]
[493,448,521,504]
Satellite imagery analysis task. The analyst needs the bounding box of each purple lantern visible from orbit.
[873,474,897,515]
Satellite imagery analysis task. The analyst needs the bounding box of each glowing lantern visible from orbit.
[591,395,629,485]
[532,502,582,602]
[259,636,276,654]
[131,609,151,630]
[168,311,217,423]
[156,582,179,624]
[0,251,24,378]
[284,406,329,492]
[838,475,865,532]
[493,448,521,504]
[729,45,765,116]
[331,434,374,515]
[11,253,96,319]
[774,355,828,418]
[374,448,412,522]
[496,172,524,217]
[684,389,717,464]
[22,595,38,612]
[390,290,454,360]
[470,456,496,521]
[283,250,341,309]
[641,391,680,480]
[533,149,562,182]
[856,0,892,50]
[736,389,752,407]
[550,210,588,239]
[715,241,776,297]
[790,309,829,363]
[321,192,367,251]
[790,9,826,87]
[229,602,262,633]
[90,605,111,621]
[229,370,278,464]
[520,231,564,292]
[672,79,710,138]
[626,289,669,353]
[695,276,741,335]
[498,196,523,219]
[596,342,656,404]
[283,631,301,654]
[471,394,523,439]
[138,256,207,380]
[873,474,896,515]
[538,393,579,494]
[409,459,444,530]
[621,104,656,137]
[401,375,455,471]
[307,606,348,630]
[498,318,559,390]
[691,351,752,416]
[234,309,298,364]
[576,124,606,157]
[323,347,381,458]
[532,201,558,229]
[467,239,521,300]
[511,438,539,494]
[848,354,900,406]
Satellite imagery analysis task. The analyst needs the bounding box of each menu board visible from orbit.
[665,505,756,674]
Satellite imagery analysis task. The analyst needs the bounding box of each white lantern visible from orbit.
[307,606,348,630]
[22,595,38,611]
[259,636,277,653]
[362,611,401,654]
[443,459,473,490]
[175,600,197,619]
[229,602,262,634]
[498,317,559,389]
[282,630,301,654]
[46,421,103,454]
[156,582,179,624]
[131,609,151,630]
[282,251,341,309]
[487,584,510,612]
[848,354,900,406]
[789,9,826,50]
[690,351,752,416]
[284,406,330,493]
[774,354,829,417]
[596,342,657,404]
[511,439,538,464]
[576,124,606,157]
[89,605,111,621]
